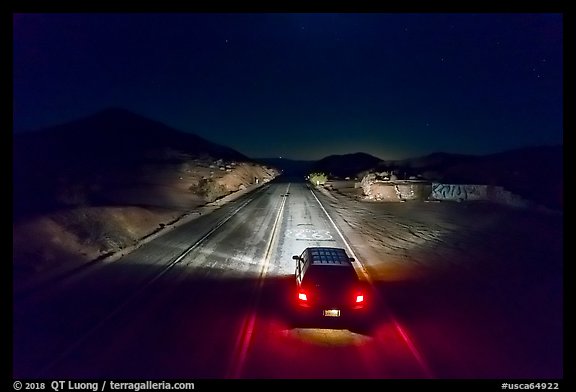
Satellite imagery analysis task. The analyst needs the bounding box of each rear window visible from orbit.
[304,265,357,287]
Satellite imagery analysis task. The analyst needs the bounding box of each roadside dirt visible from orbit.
[13,161,279,290]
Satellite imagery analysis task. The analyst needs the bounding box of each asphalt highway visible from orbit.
[13,177,562,380]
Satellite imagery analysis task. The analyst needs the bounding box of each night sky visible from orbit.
[13,13,563,160]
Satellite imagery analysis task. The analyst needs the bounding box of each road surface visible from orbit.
[13,177,563,379]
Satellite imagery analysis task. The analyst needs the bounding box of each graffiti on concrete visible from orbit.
[358,173,532,208]
[430,183,487,201]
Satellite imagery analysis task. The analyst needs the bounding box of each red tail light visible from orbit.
[355,294,364,303]
[298,291,308,301]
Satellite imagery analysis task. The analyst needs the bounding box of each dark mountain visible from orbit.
[300,145,562,210]
[437,145,563,182]
[436,145,563,209]
[374,145,563,210]
[12,107,252,216]
[390,151,481,170]
[309,152,384,178]
[13,107,248,172]
[255,158,314,177]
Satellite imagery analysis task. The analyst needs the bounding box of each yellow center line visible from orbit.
[226,183,290,379]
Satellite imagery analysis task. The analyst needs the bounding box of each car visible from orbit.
[292,246,371,326]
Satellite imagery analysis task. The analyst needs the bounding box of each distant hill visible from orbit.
[13,107,248,171]
[309,152,384,178]
[12,107,254,216]
[302,145,562,210]
[434,145,563,209]
[371,145,562,210]
[390,151,481,171]
[255,158,314,177]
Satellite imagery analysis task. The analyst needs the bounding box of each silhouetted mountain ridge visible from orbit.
[307,145,562,209]
[390,151,481,171]
[310,152,384,178]
[12,107,256,217]
[255,158,315,177]
[13,107,249,173]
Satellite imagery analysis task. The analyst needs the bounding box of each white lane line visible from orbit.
[308,187,370,281]
[36,186,267,378]
[226,183,290,379]
[309,186,435,378]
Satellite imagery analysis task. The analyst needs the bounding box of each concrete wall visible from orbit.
[429,183,530,207]
[365,182,401,201]
[359,176,531,208]
[362,181,431,201]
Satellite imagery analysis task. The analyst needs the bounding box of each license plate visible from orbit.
[323,309,341,317]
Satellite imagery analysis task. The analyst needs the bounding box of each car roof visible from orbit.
[305,247,351,266]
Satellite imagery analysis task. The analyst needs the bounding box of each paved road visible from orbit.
[13,177,563,379]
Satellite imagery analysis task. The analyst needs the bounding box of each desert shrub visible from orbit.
[51,208,135,252]
[308,172,328,186]
[196,178,229,201]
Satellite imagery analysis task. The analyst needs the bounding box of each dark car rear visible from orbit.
[292,247,370,324]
